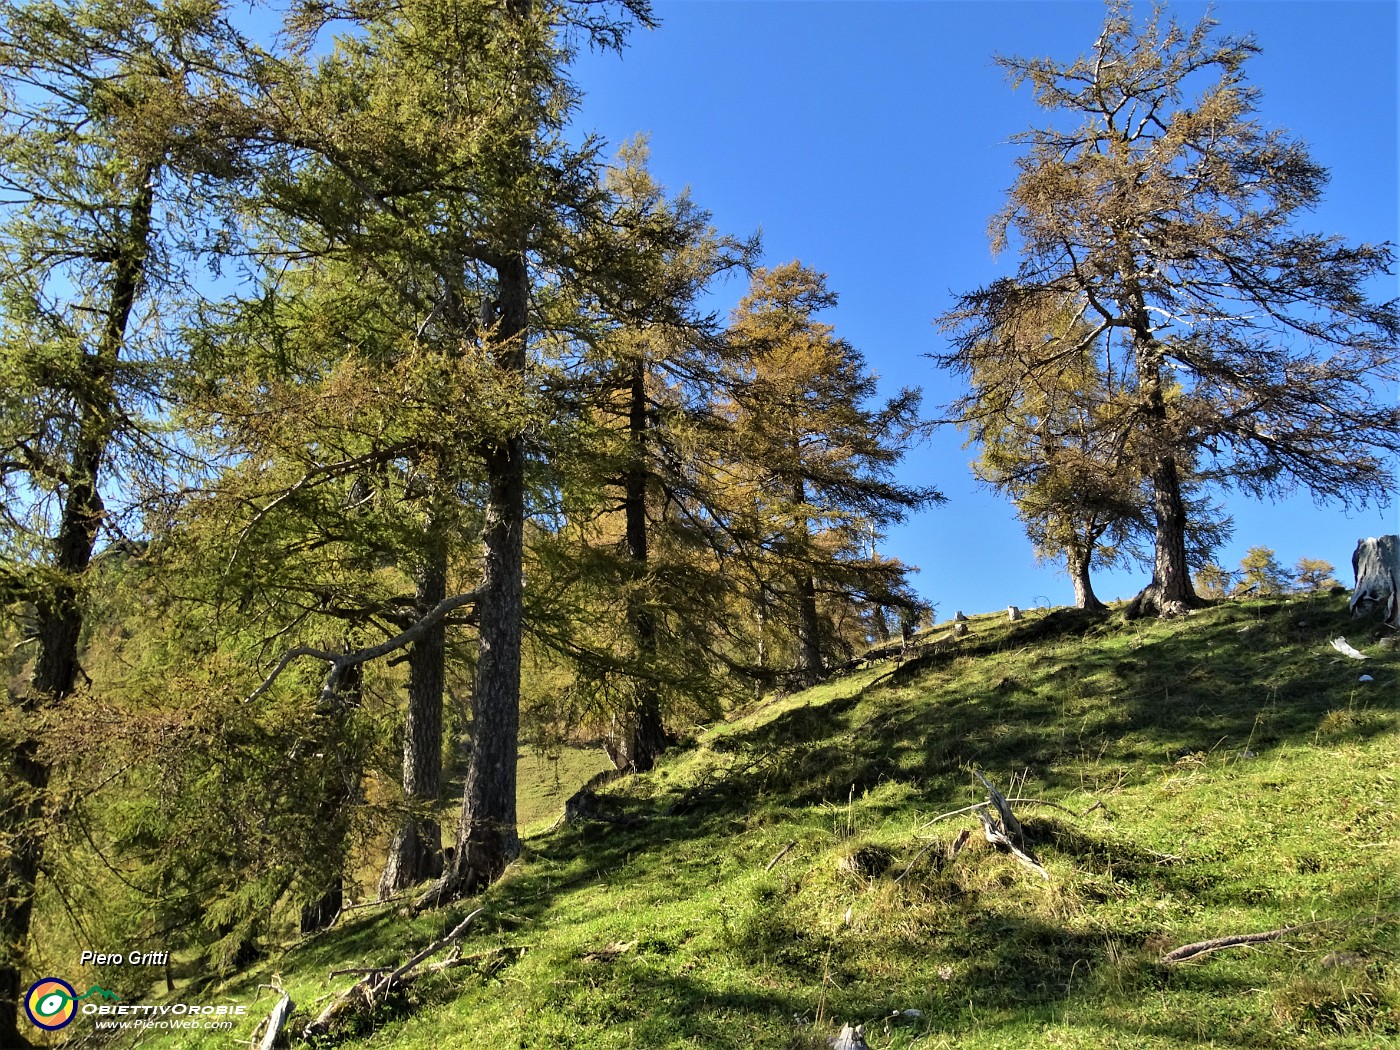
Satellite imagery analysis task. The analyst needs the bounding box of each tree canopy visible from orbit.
[940,0,1400,617]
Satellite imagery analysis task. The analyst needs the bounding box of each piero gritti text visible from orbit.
[80,950,170,966]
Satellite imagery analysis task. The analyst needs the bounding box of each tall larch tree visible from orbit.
[0,1,250,1041]
[237,0,655,903]
[941,0,1400,618]
[539,138,756,772]
[726,262,938,687]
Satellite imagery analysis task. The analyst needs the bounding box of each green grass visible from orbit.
[95,597,1398,1049]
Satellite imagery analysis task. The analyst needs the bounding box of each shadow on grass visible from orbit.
[267,596,1394,1046]
[648,598,1389,824]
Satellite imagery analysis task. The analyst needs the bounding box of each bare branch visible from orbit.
[243,586,483,703]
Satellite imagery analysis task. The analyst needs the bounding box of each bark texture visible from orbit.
[379,531,447,897]
[611,355,671,773]
[1126,333,1199,619]
[1127,454,1198,618]
[447,252,527,895]
[1350,535,1400,628]
[1067,544,1106,611]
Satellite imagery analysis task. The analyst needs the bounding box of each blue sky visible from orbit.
[569,0,1400,618]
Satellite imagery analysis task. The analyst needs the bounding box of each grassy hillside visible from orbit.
[85,596,1397,1049]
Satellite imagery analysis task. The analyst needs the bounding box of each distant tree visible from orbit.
[1238,546,1289,596]
[726,262,939,686]
[941,0,1400,620]
[1193,563,1236,600]
[1293,557,1340,593]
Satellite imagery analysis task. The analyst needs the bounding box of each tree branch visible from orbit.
[243,587,483,704]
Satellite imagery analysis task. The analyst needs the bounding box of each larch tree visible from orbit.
[725,262,939,687]
[234,0,656,903]
[1192,562,1235,600]
[1293,557,1339,593]
[182,246,485,919]
[530,138,757,772]
[0,1,253,1039]
[1237,545,1288,596]
[953,294,1149,610]
[940,0,1400,619]
[952,290,1232,609]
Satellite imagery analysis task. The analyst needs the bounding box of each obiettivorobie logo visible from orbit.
[25,976,249,1033]
[24,978,121,1031]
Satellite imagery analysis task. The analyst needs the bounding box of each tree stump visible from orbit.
[257,992,295,1050]
[1350,535,1399,628]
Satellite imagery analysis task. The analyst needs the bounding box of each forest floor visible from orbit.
[80,595,1397,1049]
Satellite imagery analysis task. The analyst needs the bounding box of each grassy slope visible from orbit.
[114,597,1397,1049]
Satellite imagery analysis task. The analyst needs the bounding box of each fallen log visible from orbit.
[248,981,294,1050]
[256,991,295,1050]
[1161,925,1296,964]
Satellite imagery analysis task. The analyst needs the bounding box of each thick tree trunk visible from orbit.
[1066,544,1106,611]
[451,439,523,891]
[378,530,447,897]
[447,253,527,896]
[1127,454,1199,618]
[1125,325,1199,620]
[0,176,152,1048]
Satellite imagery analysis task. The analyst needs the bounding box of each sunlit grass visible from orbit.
[115,597,1398,1049]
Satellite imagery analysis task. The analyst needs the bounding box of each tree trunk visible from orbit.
[796,573,823,686]
[1066,544,1106,611]
[447,253,527,896]
[0,175,152,1048]
[378,529,447,897]
[751,595,769,699]
[302,657,363,933]
[793,479,823,688]
[1125,324,1199,620]
[871,603,891,644]
[299,882,343,935]
[1127,454,1199,618]
[613,354,671,773]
